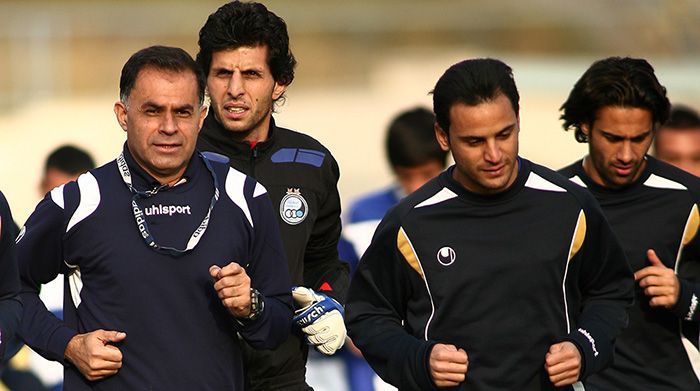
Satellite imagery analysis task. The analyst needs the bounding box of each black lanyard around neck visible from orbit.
[117,152,219,256]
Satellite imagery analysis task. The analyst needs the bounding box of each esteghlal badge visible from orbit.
[280,188,308,225]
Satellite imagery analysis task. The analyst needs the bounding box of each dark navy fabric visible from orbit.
[17,145,293,390]
[0,190,21,364]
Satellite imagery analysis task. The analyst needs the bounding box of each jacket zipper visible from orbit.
[250,145,259,178]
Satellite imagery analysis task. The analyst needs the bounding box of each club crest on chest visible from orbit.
[280,188,308,225]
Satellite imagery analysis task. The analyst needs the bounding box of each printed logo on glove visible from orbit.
[292,286,346,355]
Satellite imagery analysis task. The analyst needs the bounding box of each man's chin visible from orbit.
[604,174,635,189]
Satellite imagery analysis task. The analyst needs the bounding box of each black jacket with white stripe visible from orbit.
[347,158,634,390]
[560,156,700,391]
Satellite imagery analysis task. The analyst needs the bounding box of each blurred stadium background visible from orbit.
[1,0,699,225]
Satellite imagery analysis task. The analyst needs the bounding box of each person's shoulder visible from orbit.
[646,156,700,198]
[647,156,700,188]
[272,126,339,179]
[391,175,450,217]
[557,159,584,179]
[529,161,584,189]
[0,190,9,210]
[274,126,332,153]
[527,160,598,205]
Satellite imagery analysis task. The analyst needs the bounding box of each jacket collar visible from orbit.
[200,114,278,158]
[121,142,199,191]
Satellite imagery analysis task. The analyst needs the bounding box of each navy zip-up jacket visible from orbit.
[17,146,292,390]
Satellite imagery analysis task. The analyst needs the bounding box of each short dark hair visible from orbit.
[386,107,448,168]
[560,57,670,143]
[197,1,296,89]
[431,58,520,133]
[45,145,95,175]
[662,105,700,129]
[119,45,206,105]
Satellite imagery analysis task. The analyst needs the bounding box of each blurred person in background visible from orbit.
[653,105,700,176]
[347,58,634,390]
[40,145,96,196]
[4,145,97,391]
[340,107,449,263]
[196,2,349,390]
[559,57,700,390]
[309,107,448,391]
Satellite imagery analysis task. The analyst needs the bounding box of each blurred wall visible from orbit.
[1,0,699,223]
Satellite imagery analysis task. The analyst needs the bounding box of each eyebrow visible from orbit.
[458,122,517,141]
[140,102,195,111]
[211,65,265,74]
[599,129,652,139]
[496,123,517,135]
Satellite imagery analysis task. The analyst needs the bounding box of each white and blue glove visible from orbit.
[292,286,346,355]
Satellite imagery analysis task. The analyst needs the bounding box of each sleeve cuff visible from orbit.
[670,278,698,321]
[47,326,78,364]
[419,341,440,390]
[564,327,610,379]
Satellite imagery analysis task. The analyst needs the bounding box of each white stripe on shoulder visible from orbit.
[644,173,687,190]
[66,173,100,232]
[50,184,66,209]
[225,168,253,227]
[253,182,267,198]
[415,187,457,208]
[569,175,587,188]
[525,172,566,192]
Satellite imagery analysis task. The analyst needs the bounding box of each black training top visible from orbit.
[560,156,700,390]
[347,158,634,390]
[198,115,349,389]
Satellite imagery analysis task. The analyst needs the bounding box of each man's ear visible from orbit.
[581,122,590,137]
[272,82,288,101]
[435,123,450,152]
[114,101,128,132]
[197,105,208,133]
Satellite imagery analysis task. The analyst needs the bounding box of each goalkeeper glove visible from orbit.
[292,286,346,355]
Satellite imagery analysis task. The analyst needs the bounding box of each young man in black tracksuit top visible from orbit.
[559,57,700,390]
[346,58,634,390]
[196,2,349,389]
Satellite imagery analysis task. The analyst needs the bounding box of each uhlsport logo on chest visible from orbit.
[280,188,308,225]
[436,246,456,266]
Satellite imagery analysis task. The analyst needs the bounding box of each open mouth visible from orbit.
[223,103,248,118]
